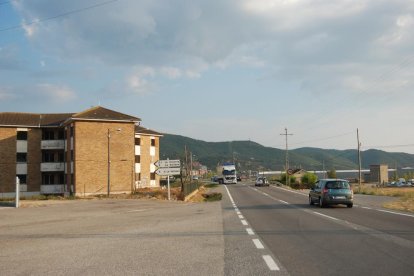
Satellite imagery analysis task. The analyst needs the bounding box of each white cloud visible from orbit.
[36,83,77,103]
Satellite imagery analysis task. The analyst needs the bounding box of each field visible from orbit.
[354,186,414,212]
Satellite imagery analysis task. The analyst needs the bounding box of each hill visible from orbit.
[160,134,414,171]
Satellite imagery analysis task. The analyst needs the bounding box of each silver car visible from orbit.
[309,179,353,208]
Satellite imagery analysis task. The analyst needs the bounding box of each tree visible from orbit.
[280,173,296,186]
[327,168,337,178]
[301,172,318,188]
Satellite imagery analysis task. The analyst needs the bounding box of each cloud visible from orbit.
[35,83,77,103]
[11,0,414,101]
[0,87,16,100]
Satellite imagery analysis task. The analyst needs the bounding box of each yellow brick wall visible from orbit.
[0,127,17,193]
[137,135,160,187]
[73,121,135,195]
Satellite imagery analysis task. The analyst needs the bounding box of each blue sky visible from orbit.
[1,0,414,153]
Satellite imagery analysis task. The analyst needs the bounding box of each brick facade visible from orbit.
[0,106,162,197]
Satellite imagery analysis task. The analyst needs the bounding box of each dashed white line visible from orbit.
[376,208,414,218]
[262,255,280,271]
[279,200,289,204]
[238,214,244,219]
[253,239,265,249]
[312,211,339,221]
[246,228,255,235]
[241,220,248,226]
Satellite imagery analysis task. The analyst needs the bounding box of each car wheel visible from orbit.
[309,196,313,205]
[347,203,353,208]
[319,197,325,208]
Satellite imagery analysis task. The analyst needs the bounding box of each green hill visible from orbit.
[160,134,414,171]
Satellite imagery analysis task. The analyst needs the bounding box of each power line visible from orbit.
[0,0,120,32]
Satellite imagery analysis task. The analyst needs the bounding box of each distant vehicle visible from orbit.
[192,176,199,180]
[309,179,353,208]
[396,178,406,187]
[255,177,269,187]
[211,176,218,182]
[237,175,242,182]
[217,162,237,184]
[409,179,414,187]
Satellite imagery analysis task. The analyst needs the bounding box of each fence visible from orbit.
[182,181,204,196]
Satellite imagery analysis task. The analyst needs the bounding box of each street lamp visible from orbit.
[107,128,121,196]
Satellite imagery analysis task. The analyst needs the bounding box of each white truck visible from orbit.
[217,162,237,184]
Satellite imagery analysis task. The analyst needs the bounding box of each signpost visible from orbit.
[154,159,181,200]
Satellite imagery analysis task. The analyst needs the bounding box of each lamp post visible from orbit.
[107,128,121,197]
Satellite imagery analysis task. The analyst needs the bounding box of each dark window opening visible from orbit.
[42,130,55,140]
[135,155,141,163]
[58,130,64,139]
[17,131,27,140]
[151,139,156,146]
[16,153,27,163]
[135,138,141,145]
[16,174,27,184]
[42,174,55,185]
[150,173,156,180]
[42,151,55,162]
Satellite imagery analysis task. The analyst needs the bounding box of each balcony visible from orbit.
[41,140,65,150]
[41,162,65,172]
[41,185,65,194]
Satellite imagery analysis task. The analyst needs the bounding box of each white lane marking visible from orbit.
[224,185,235,203]
[279,200,289,204]
[125,209,151,213]
[234,208,239,212]
[246,228,255,235]
[263,255,280,271]
[241,220,248,226]
[270,185,307,196]
[375,208,414,218]
[238,214,244,219]
[253,239,264,249]
[236,211,241,215]
[312,211,339,221]
[361,206,372,210]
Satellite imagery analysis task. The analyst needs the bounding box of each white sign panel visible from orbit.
[154,159,181,168]
[155,167,181,176]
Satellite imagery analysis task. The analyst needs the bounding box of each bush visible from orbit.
[202,192,222,201]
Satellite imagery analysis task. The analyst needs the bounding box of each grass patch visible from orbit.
[204,183,219,189]
[202,192,222,202]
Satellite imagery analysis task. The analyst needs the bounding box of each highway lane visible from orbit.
[224,182,414,276]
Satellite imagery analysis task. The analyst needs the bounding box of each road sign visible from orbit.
[154,159,181,168]
[155,167,181,176]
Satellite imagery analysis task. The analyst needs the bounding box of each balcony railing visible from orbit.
[41,140,65,150]
[41,185,65,194]
[41,162,65,172]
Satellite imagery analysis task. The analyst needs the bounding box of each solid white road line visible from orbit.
[253,239,265,249]
[262,255,280,271]
[241,220,248,226]
[238,214,244,219]
[375,208,414,218]
[279,200,289,204]
[246,228,255,235]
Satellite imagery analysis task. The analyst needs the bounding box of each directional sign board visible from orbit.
[154,159,181,168]
[155,167,181,176]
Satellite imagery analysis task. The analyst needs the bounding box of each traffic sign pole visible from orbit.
[167,158,171,201]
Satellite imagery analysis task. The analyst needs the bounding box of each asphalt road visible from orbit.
[224,182,414,276]
[1,183,413,276]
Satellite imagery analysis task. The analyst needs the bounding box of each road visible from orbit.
[1,183,413,275]
[223,182,414,275]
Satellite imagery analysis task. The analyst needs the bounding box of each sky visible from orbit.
[1,0,414,153]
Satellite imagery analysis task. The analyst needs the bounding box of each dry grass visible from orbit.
[354,186,414,213]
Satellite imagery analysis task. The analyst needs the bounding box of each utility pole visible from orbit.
[280,128,293,186]
[357,128,362,192]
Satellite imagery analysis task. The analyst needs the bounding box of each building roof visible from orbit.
[72,106,140,122]
[135,125,163,136]
[0,106,140,127]
[0,112,74,127]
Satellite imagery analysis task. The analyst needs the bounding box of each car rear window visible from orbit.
[326,181,350,189]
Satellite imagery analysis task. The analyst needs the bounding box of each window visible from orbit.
[136,173,141,181]
[150,173,156,180]
[16,153,27,163]
[17,131,27,140]
[59,173,65,184]
[151,138,156,146]
[135,137,141,145]
[70,150,74,160]
[42,151,55,162]
[42,174,55,185]
[58,152,64,162]
[58,130,64,139]
[135,155,141,163]
[16,174,27,184]
[70,126,74,137]
[42,130,55,140]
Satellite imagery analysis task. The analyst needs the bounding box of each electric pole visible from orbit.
[280,128,293,186]
[357,128,362,192]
